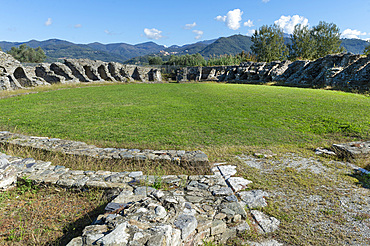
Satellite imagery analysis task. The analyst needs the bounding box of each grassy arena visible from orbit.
[0,83,369,153]
[1,82,370,245]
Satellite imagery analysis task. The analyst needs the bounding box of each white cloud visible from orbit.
[192,30,204,40]
[262,0,270,2]
[215,15,227,22]
[274,15,309,34]
[247,29,256,36]
[184,22,197,29]
[74,24,82,28]
[244,20,254,27]
[144,28,164,40]
[45,18,52,26]
[215,9,243,30]
[105,30,122,36]
[341,29,367,39]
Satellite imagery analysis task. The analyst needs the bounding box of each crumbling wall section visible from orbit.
[176,53,370,91]
[1,51,369,91]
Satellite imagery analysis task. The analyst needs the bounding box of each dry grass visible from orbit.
[0,180,108,246]
[226,154,370,245]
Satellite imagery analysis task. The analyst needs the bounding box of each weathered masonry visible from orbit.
[0,51,162,90]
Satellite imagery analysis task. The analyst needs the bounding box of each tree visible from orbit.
[7,44,46,63]
[251,24,288,62]
[289,24,316,60]
[164,53,206,66]
[310,21,345,59]
[148,56,163,65]
[364,42,370,55]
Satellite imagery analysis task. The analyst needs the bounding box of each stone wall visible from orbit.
[2,51,370,91]
[0,51,162,91]
[0,131,208,166]
[177,53,370,91]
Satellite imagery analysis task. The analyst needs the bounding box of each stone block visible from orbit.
[171,229,182,246]
[251,210,280,233]
[66,236,83,246]
[226,177,252,192]
[234,221,250,234]
[217,165,237,178]
[211,187,233,196]
[0,158,17,191]
[97,222,130,245]
[128,171,143,178]
[174,214,198,240]
[155,205,167,218]
[210,220,227,236]
[149,225,172,246]
[134,186,156,196]
[238,190,269,209]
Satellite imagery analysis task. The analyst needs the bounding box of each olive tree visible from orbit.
[7,44,46,63]
[310,21,345,59]
[289,24,316,60]
[251,24,289,62]
[148,56,163,65]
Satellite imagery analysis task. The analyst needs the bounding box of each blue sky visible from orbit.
[1,0,370,46]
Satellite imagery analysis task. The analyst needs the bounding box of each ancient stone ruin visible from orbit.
[0,51,162,91]
[2,51,370,92]
[0,131,281,246]
[177,53,370,91]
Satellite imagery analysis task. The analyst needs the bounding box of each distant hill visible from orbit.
[126,36,369,64]
[0,39,166,63]
[0,36,368,64]
[199,35,253,57]
[0,39,127,63]
[340,38,369,54]
[86,41,165,60]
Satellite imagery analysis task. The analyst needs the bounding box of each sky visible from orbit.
[1,0,370,46]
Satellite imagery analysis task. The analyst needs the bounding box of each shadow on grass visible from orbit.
[51,201,108,246]
[349,172,370,189]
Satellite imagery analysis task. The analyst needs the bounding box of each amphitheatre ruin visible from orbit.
[1,50,370,245]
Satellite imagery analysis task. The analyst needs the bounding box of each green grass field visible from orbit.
[0,83,369,152]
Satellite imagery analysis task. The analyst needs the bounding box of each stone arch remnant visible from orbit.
[13,67,33,87]
[98,64,112,81]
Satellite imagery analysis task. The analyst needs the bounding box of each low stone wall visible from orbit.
[177,53,370,91]
[332,141,370,159]
[0,51,162,91]
[0,151,280,245]
[0,131,208,166]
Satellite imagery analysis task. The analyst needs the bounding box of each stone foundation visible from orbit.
[0,151,280,246]
[0,131,208,167]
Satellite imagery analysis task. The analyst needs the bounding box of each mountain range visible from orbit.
[0,35,368,64]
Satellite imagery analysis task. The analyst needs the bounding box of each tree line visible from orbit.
[3,44,46,63]
[251,21,348,62]
[148,51,257,66]
[149,20,370,66]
